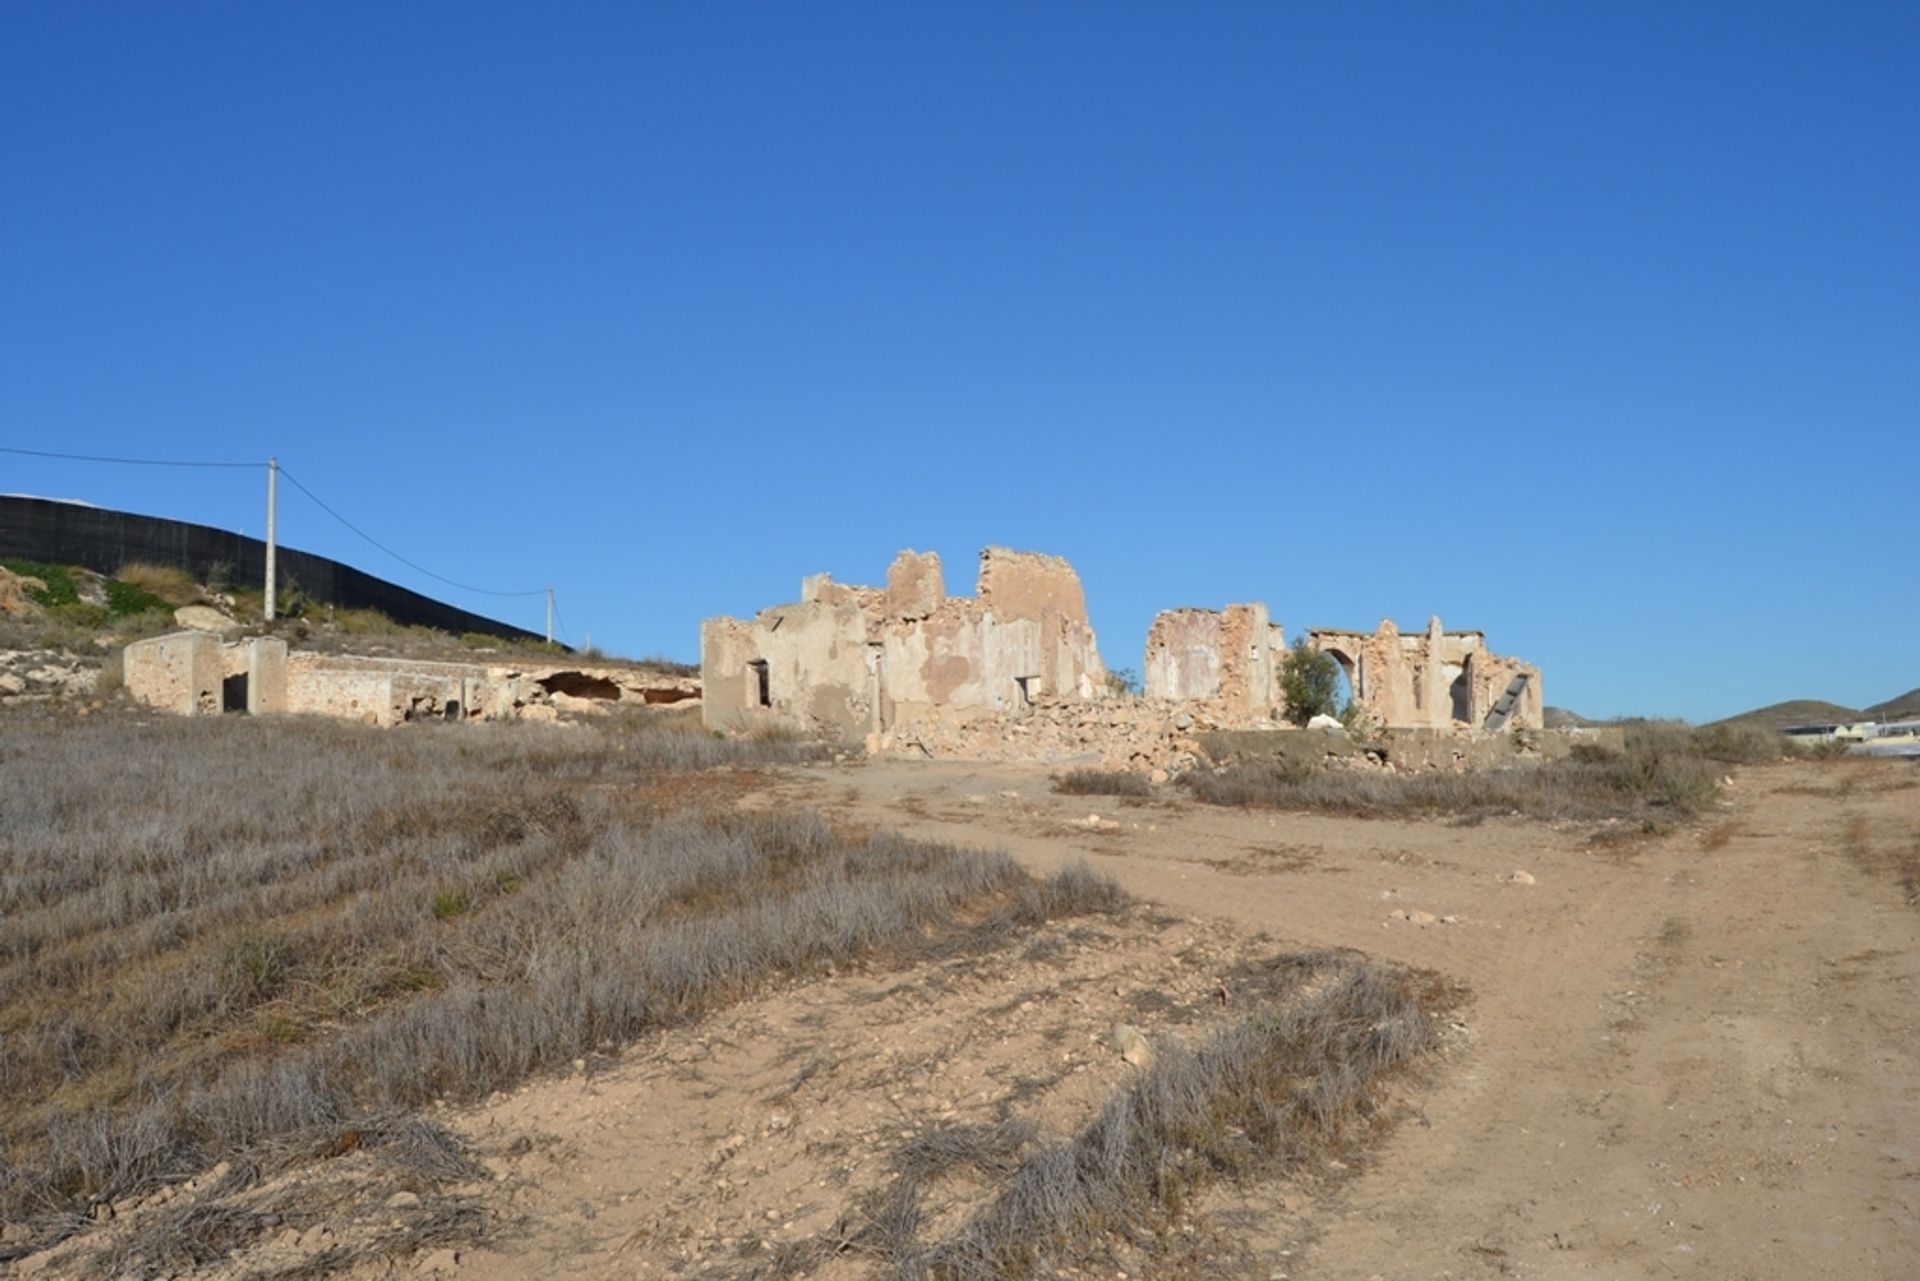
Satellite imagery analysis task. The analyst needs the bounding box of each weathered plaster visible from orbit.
[701,547,1109,740]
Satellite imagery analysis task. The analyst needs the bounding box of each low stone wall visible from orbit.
[1199,725,1628,772]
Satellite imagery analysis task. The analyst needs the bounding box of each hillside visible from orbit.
[1863,688,1920,720]
[1708,699,1861,731]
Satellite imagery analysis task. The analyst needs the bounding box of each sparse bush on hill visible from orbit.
[1,559,79,608]
[112,563,201,608]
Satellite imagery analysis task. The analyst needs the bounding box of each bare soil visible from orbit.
[19,756,1917,1279]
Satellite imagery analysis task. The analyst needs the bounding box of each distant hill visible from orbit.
[1709,699,1861,731]
[1863,688,1920,720]
[1543,706,1594,729]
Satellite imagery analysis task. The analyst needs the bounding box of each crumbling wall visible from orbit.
[1307,617,1541,731]
[126,633,695,727]
[1144,610,1223,703]
[1144,604,1284,724]
[124,631,222,716]
[701,547,1109,741]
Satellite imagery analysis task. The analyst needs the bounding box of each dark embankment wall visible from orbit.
[0,495,546,642]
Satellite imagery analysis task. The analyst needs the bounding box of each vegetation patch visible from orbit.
[1053,769,1152,798]
[0,714,1123,1264]
[1,559,79,608]
[1182,725,1726,823]
[760,953,1447,1280]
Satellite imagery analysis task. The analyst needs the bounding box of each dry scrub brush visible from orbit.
[0,714,1123,1260]
[760,953,1444,1281]
[1052,769,1152,798]
[1181,725,1733,823]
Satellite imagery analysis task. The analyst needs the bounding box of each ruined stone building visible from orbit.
[701,548,1109,739]
[1143,604,1286,721]
[122,631,698,725]
[1308,617,1541,731]
[1142,605,1541,732]
[703,549,1545,751]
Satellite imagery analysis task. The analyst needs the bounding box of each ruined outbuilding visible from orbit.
[702,548,1109,740]
[122,631,699,725]
[1308,617,1542,732]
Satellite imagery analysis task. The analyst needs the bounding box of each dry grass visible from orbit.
[755,952,1446,1280]
[0,712,1123,1261]
[1053,769,1152,798]
[112,563,203,608]
[1841,813,1920,908]
[1183,726,1723,824]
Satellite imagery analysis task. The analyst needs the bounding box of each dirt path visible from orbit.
[786,758,1920,1278]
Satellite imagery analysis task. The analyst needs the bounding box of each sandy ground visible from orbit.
[21,757,1917,1280]
[779,758,1920,1279]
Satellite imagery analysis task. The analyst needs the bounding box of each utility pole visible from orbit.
[264,457,279,622]
[545,587,554,645]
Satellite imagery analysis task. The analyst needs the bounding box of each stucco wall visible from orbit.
[124,631,222,716]
[126,634,692,727]
[701,546,1109,741]
[1308,617,1541,731]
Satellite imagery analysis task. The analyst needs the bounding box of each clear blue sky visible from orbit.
[3,4,1914,721]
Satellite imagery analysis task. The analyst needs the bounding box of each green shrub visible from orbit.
[1279,638,1339,727]
[1,558,78,607]
[430,888,472,921]
[219,930,293,1005]
[48,601,109,629]
[104,578,170,617]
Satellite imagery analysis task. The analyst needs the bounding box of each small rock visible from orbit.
[1508,869,1536,885]
[1407,909,1438,926]
[1149,768,1170,785]
[386,1191,422,1210]
[90,1201,114,1223]
[0,673,24,696]
[414,1247,461,1274]
[1109,1024,1152,1067]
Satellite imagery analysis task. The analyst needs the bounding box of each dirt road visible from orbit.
[790,758,1919,1279]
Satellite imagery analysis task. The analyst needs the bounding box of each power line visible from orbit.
[550,595,574,648]
[0,444,259,469]
[3,442,551,607]
[275,466,549,599]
